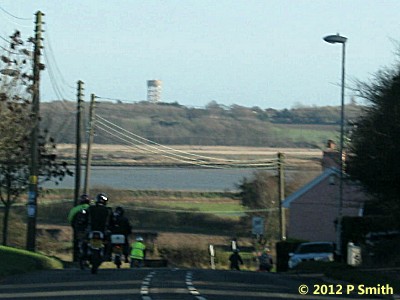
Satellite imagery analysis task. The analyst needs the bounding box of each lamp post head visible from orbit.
[323,34,347,44]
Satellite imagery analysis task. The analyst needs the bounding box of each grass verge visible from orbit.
[0,246,63,277]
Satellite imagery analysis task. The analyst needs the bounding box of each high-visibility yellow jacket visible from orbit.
[130,241,146,259]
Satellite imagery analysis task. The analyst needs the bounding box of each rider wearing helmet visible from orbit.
[258,247,273,272]
[87,193,112,232]
[130,236,146,268]
[67,194,91,262]
[67,194,90,225]
[86,193,113,260]
[110,206,132,263]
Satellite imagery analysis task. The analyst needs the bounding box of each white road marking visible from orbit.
[185,271,207,299]
[140,271,156,300]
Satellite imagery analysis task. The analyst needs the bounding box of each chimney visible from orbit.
[322,140,340,170]
[327,139,336,150]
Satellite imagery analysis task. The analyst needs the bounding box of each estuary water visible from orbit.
[42,166,261,191]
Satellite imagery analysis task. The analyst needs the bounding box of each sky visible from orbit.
[1,1,399,109]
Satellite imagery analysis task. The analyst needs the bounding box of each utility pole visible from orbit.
[73,81,84,262]
[278,152,286,241]
[84,94,96,195]
[74,81,84,206]
[26,11,44,252]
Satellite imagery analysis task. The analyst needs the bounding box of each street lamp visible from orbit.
[323,33,347,259]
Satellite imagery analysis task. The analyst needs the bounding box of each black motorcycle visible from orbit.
[87,231,105,274]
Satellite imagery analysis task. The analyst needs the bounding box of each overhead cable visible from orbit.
[96,119,278,169]
[96,123,232,169]
[96,120,278,168]
[96,114,278,165]
[0,5,32,20]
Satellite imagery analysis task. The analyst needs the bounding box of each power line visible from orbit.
[96,120,277,168]
[97,122,278,168]
[96,123,230,169]
[42,24,75,90]
[0,44,19,55]
[95,117,279,169]
[42,43,74,99]
[0,5,32,21]
[96,114,278,165]
[0,34,11,43]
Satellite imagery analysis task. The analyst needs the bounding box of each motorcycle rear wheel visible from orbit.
[114,255,122,269]
[90,250,102,274]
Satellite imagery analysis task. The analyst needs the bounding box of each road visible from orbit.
[0,267,376,300]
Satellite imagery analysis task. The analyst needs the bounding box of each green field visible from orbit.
[272,124,338,146]
[133,200,245,216]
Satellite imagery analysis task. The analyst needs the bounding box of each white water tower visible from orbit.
[147,80,162,103]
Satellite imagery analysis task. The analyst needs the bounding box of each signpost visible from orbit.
[209,244,215,270]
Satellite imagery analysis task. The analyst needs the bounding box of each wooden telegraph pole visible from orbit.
[73,81,84,262]
[26,11,44,251]
[84,94,96,195]
[278,152,286,241]
[74,81,84,206]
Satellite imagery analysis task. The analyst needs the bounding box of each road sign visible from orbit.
[252,216,264,235]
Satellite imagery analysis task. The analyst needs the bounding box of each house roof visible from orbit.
[282,167,340,208]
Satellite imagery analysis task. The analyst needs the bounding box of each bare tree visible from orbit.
[0,31,71,245]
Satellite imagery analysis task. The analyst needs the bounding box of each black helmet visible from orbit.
[115,206,124,216]
[79,194,90,205]
[96,193,108,205]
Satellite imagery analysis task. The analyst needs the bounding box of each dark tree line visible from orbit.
[348,60,400,218]
[40,100,362,148]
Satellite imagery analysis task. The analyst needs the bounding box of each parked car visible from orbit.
[288,242,335,269]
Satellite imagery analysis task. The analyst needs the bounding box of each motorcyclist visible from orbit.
[68,194,90,262]
[110,206,132,263]
[130,236,146,268]
[68,194,90,226]
[86,193,113,259]
[258,247,273,271]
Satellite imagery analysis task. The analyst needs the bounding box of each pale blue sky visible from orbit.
[1,1,399,109]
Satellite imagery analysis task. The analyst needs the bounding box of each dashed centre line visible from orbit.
[140,271,156,300]
[186,271,207,300]
[139,270,206,300]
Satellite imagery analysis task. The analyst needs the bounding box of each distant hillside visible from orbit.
[40,101,363,148]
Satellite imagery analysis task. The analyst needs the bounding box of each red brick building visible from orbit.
[282,144,368,242]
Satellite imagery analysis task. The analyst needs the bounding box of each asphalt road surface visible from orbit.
[0,267,377,300]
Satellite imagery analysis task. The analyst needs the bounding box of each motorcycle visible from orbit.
[87,231,105,274]
[110,234,126,268]
[77,231,89,270]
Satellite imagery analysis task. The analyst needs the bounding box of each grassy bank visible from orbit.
[0,246,63,277]
[37,188,246,228]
